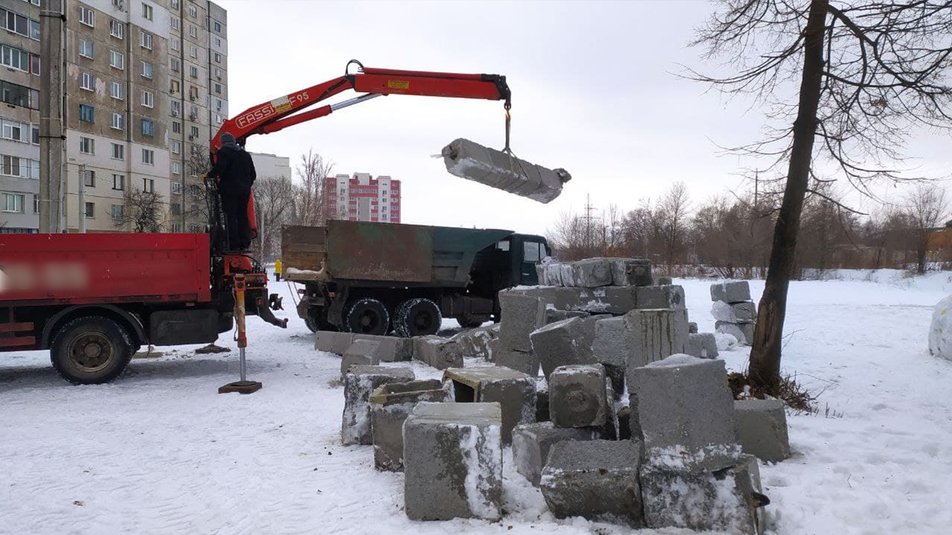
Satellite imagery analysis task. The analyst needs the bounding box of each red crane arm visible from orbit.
[210,60,511,153]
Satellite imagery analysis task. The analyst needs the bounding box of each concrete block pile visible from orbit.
[711,281,757,345]
[443,366,536,443]
[369,379,450,471]
[341,365,415,446]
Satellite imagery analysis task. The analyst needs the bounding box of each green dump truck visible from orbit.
[281,220,550,336]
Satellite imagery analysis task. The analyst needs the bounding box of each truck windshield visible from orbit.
[523,241,543,262]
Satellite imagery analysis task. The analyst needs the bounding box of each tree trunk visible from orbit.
[748,0,828,392]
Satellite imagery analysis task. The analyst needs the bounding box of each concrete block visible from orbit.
[498,292,546,352]
[512,422,598,486]
[540,262,564,286]
[559,263,576,287]
[491,346,539,377]
[610,258,652,287]
[689,321,698,334]
[411,336,463,370]
[340,339,380,375]
[630,355,736,452]
[712,300,757,323]
[687,332,719,359]
[451,324,499,360]
[315,330,355,354]
[540,440,644,527]
[616,405,632,440]
[592,316,627,368]
[711,281,752,303]
[544,308,589,324]
[549,364,609,428]
[716,321,754,346]
[641,449,765,534]
[635,284,686,310]
[444,366,536,443]
[341,365,415,446]
[369,379,450,471]
[530,316,599,380]
[735,399,791,463]
[623,308,689,388]
[354,334,413,361]
[629,394,642,441]
[403,402,503,520]
[568,258,613,288]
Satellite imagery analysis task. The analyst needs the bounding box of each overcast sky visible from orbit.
[216,0,951,236]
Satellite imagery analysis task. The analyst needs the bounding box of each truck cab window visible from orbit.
[523,241,542,262]
[496,239,510,252]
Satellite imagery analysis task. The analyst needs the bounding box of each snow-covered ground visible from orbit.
[2,272,952,534]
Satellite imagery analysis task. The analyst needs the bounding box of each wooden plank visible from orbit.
[0,322,34,333]
[0,335,36,348]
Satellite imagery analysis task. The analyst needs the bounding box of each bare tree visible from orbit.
[694,0,952,391]
[657,181,691,268]
[907,183,948,274]
[115,189,165,233]
[254,175,296,260]
[294,149,333,226]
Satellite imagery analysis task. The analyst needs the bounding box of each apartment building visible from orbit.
[325,173,401,223]
[250,152,291,182]
[0,0,41,234]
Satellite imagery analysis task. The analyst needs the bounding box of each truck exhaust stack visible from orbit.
[441,138,570,204]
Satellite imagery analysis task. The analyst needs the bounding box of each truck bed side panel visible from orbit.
[0,233,211,305]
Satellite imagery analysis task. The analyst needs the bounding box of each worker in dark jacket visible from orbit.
[207,132,256,251]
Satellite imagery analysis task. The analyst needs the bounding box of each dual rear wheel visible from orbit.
[342,297,442,337]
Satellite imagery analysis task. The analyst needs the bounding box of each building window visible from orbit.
[172,161,181,175]
[188,24,197,38]
[214,37,221,48]
[171,182,182,194]
[140,31,153,50]
[29,54,39,76]
[170,80,181,96]
[190,125,199,139]
[80,72,93,91]
[113,173,125,190]
[171,0,180,8]
[171,141,181,154]
[141,90,154,108]
[213,20,222,33]
[84,202,94,218]
[79,39,94,58]
[142,2,153,21]
[170,58,180,73]
[1,120,25,142]
[111,112,124,130]
[79,6,94,27]
[110,50,124,70]
[190,46,198,59]
[214,67,222,79]
[140,118,154,137]
[172,121,181,134]
[1,9,40,40]
[189,65,198,78]
[83,169,95,187]
[141,61,153,79]
[213,83,222,95]
[142,177,154,192]
[1,192,24,213]
[111,204,124,220]
[109,19,124,39]
[171,100,181,117]
[111,81,124,100]
[79,137,94,154]
[1,45,29,71]
[31,125,39,145]
[1,155,20,176]
[170,16,180,31]
[214,53,222,64]
[111,143,124,160]
[1,80,39,109]
[79,104,95,123]
[142,149,154,165]
[188,5,197,17]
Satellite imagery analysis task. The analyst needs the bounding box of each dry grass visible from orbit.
[727,371,816,413]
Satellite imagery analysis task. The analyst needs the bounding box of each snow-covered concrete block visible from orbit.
[641,448,765,534]
[569,258,614,288]
[530,316,599,380]
[491,345,539,377]
[369,379,450,471]
[451,324,499,360]
[610,258,652,287]
[541,261,565,286]
[687,332,719,359]
[444,366,536,444]
[622,308,689,388]
[716,321,754,346]
[929,295,952,361]
[354,334,413,361]
[498,292,546,352]
[512,422,598,486]
[630,355,736,453]
[506,286,638,316]
[636,284,686,310]
[411,336,463,370]
[403,402,503,520]
[559,263,576,287]
[711,281,752,303]
[340,339,380,375]
[315,330,355,354]
[544,308,590,324]
[540,440,644,527]
[734,399,791,463]
[341,365,414,446]
[712,300,757,323]
[549,364,609,428]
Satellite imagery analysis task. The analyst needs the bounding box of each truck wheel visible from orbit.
[456,313,487,328]
[345,299,390,335]
[50,316,134,385]
[304,308,337,333]
[394,298,442,337]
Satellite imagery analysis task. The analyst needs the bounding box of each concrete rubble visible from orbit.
[369,379,450,471]
[315,330,355,354]
[411,335,463,370]
[548,364,609,428]
[340,365,414,446]
[686,332,719,359]
[635,284,686,310]
[450,324,500,361]
[403,402,503,520]
[711,280,752,303]
[540,439,645,527]
[498,292,546,353]
[622,308,689,389]
[444,366,536,443]
[711,281,757,346]
[511,422,598,486]
[340,339,381,375]
[734,399,791,463]
[530,315,602,380]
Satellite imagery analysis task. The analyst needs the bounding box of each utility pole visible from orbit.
[39,0,66,232]
[78,164,86,233]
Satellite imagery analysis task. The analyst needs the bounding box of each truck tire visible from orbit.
[455,313,488,329]
[50,316,134,385]
[304,308,337,333]
[394,298,442,337]
[345,298,390,335]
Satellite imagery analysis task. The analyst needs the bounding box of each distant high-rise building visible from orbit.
[325,173,401,223]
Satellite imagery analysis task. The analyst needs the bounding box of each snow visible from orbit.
[928,294,952,361]
[2,273,952,533]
